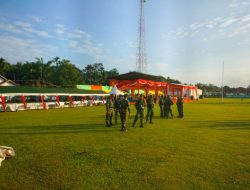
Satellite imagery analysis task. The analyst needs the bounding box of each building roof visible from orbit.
[108,72,167,82]
[0,74,8,81]
[0,86,107,96]
[0,74,17,86]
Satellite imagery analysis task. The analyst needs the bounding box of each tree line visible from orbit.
[196,83,250,96]
[1,57,249,93]
[0,57,119,87]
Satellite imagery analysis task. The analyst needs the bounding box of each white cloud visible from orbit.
[229,0,250,8]
[52,27,104,61]
[219,17,238,28]
[15,21,31,28]
[15,21,53,38]
[229,3,239,8]
[55,24,65,35]
[0,22,22,33]
[68,29,91,44]
[189,23,204,30]
[68,38,103,61]
[164,14,250,41]
[242,1,250,6]
[30,16,45,23]
[241,14,250,22]
[0,35,57,63]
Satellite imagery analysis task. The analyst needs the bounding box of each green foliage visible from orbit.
[82,63,119,85]
[0,58,11,76]
[0,58,118,87]
[0,98,249,189]
[165,76,181,84]
[52,59,84,87]
[196,83,221,93]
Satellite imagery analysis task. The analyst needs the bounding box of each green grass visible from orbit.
[0,98,250,190]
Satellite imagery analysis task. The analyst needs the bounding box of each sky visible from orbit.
[0,0,250,87]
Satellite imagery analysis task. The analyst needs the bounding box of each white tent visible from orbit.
[109,86,124,95]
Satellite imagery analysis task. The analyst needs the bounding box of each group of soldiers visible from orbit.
[105,94,184,132]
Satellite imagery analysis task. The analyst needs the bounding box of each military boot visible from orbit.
[140,119,143,127]
[132,120,136,127]
[110,117,113,126]
[106,120,110,127]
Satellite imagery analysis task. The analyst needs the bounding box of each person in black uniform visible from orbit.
[119,94,130,132]
[132,94,146,127]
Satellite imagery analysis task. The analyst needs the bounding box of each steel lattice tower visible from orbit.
[136,0,147,73]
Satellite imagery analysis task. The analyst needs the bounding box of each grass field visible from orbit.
[0,98,250,190]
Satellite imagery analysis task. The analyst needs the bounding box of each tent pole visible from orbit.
[69,96,74,107]
[1,96,6,112]
[21,95,27,109]
[40,95,46,110]
[56,96,60,108]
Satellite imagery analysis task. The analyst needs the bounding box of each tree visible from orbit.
[0,58,12,77]
[54,59,84,87]
[166,76,181,84]
[83,63,106,85]
[104,68,119,85]
[83,64,95,84]
[83,63,119,85]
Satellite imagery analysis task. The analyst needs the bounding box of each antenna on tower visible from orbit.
[136,0,147,73]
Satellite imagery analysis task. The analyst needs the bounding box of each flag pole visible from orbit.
[221,61,224,103]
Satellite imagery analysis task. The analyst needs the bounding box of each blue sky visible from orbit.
[0,0,249,87]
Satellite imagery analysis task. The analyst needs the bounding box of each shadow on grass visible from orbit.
[0,123,118,135]
[189,120,250,130]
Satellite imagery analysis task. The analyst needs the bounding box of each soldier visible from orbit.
[176,95,184,118]
[164,95,174,118]
[119,94,130,132]
[132,94,146,127]
[105,94,114,126]
[159,95,164,117]
[114,95,121,124]
[145,94,154,124]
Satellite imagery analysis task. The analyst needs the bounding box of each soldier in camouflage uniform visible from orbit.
[119,94,130,132]
[132,94,146,128]
[106,94,114,127]
[145,94,154,124]
[176,95,184,118]
[114,95,121,124]
[159,95,164,117]
[164,95,174,118]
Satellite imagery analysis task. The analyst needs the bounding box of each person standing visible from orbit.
[146,94,154,124]
[106,94,114,126]
[132,94,146,128]
[114,95,121,124]
[159,95,164,117]
[163,95,167,118]
[119,94,130,132]
[165,95,174,118]
[176,96,184,118]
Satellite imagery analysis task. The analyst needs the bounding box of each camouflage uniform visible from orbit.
[114,95,121,124]
[146,95,154,124]
[133,95,146,127]
[159,95,164,117]
[164,96,174,118]
[106,96,114,126]
[176,96,184,118]
[119,95,130,132]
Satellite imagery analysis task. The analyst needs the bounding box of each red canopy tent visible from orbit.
[109,72,199,101]
[109,72,167,97]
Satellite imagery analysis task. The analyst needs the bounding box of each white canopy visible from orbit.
[109,86,124,95]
